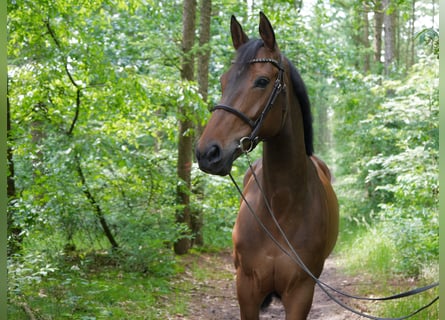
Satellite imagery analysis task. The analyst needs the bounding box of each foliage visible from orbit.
[192,165,238,249]
[417,28,439,58]
[334,56,438,276]
[7,0,439,318]
[336,221,438,319]
[364,57,438,275]
[8,252,184,319]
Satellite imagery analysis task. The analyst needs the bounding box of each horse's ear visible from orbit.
[231,15,249,50]
[259,12,276,51]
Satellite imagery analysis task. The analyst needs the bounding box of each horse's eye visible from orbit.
[254,77,270,88]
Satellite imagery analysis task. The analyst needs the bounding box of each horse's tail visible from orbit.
[261,292,281,310]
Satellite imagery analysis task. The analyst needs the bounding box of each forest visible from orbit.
[7,0,438,319]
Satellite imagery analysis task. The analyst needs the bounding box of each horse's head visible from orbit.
[196,12,287,176]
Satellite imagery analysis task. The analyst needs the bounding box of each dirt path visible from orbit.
[174,250,366,320]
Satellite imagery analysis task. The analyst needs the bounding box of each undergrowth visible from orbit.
[7,240,185,319]
[335,217,439,319]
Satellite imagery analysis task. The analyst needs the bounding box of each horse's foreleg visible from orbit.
[236,270,263,320]
[281,278,316,320]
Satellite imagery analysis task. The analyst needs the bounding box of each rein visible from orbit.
[228,142,439,320]
[212,57,286,153]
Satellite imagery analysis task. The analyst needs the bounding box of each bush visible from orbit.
[335,56,438,276]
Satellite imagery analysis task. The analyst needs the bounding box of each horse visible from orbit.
[195,12,339,320]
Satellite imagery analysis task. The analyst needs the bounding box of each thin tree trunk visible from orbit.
[318,94,328,154]
[6,85,22,255]
[295,0,303,12]
[408,0,416,67]
[191,0,212,247]
[175,0,197,255]
[363,3,371,73]
[395,9,400,65]
[6,88,15,200]
[75,155,119,249]
[373,0,384,67]
[175,119,194,254]
[383,0,396,75]
[197,0,212,110]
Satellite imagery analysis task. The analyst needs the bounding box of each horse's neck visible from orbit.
[262,103,309,197]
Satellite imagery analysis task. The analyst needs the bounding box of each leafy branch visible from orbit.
[44,19,81,136]
[75,153,119,250]
[45,18,118,249]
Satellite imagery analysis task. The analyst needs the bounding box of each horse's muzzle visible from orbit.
[195,142,239,176]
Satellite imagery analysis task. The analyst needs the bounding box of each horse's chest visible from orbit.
[232,188,323,269]
[234,188,305,242]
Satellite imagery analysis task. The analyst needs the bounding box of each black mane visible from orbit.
[285,57,314,156]
[234,39,314,156]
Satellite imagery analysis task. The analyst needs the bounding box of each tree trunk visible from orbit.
[197,0,212,109]
[6,86,23,255]
[408,0,416,68]
[175,118,194,254]
[373,0,384,64]
[362,3,371,73]
[174,0,197,255]
[6,89,15,200]
[383,0,396,75]
[191,0,212,247]
[317,95,328,155]
[294,0,303,12]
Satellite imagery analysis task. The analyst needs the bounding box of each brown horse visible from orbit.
[195,12,339,320]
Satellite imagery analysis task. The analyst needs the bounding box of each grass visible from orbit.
[335,217,439,319]
[374,294,439,320]
[180,248,233,282]
[336,221,396,276]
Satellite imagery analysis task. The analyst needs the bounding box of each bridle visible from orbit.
[211,56,286,153]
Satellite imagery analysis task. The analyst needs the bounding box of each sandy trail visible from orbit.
[173,251,366,319]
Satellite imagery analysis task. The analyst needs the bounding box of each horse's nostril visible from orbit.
[206,145,221,163]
